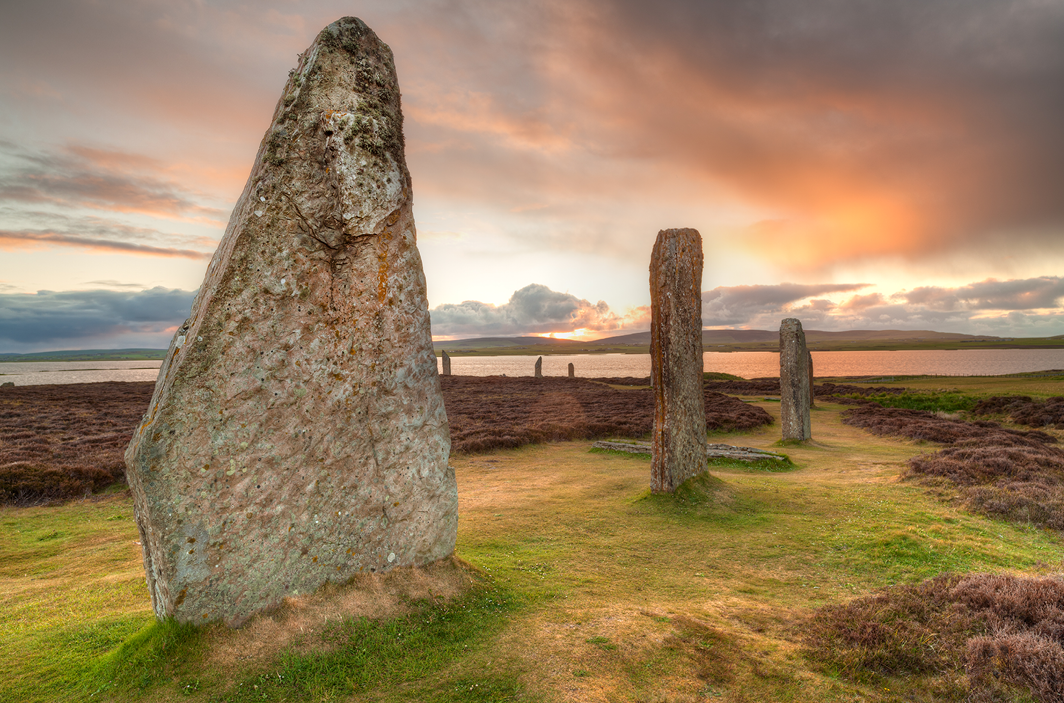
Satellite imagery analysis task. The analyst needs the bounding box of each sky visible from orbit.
[1,0,1063,352]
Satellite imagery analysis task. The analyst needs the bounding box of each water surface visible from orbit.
[3,348,1062,386]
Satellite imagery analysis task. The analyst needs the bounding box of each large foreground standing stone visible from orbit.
[649,228,707,493]
[124,17,456,626]
[780,318,812,440]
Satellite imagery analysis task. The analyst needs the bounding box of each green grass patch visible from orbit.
[703,371,744,381]
[859,391,977,413]
[86,618,203,697]
[707,455,797,473]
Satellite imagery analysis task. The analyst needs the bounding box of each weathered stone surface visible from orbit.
[568,362,575,378]
[534,356,543,378]
[124,17,456,626]
[780,318,812,440]
[441,350,451,376]
[649,228,707,493]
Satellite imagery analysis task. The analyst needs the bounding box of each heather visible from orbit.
[841,401,1064,532]
[973,395,1064,429]
[806,573,1064,702]
[1,377,774,504]
[440,376,772,454]
[0,382,153,505]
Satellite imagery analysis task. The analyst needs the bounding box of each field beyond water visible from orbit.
[2,374,1064,702]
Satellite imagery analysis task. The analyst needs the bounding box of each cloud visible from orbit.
[0,229,212,259]
[0,141,225,222]
[701,282,867,325]
[900,277,1064,311]
[839,293,886,311]
[429,283,648,337]
[0,208,217,259]
[0,287,196,350]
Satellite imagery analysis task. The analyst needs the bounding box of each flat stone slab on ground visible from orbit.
[593,440,787,463]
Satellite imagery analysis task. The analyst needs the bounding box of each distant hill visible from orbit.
[431,328,1064,354]
[591,329,1009,347]
[433,336,582,350]
[0,349,167,362]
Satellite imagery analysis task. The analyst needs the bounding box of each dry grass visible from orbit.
[5,396,1064,702]
[441,376,772,454]
[805,572,1064,702]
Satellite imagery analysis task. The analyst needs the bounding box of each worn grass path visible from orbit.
[2,396,1062,702]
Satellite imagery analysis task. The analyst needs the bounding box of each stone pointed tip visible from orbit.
[657,227,701,237]
[317,17,388,55]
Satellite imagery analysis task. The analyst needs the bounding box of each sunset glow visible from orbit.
[1,1,1062,352]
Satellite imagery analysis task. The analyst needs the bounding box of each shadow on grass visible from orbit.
[632,473,767,528]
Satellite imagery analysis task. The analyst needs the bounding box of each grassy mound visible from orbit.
[86,558,524,702]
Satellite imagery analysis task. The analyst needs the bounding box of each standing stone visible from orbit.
[649,228,707,493]
[807,350,815,408]
[441,349,451,376]
[535,356,543,378]
[124,18,456,626]
[568,362,575,378]
[780,318,812,440]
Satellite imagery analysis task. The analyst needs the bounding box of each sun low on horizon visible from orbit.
[1,0,1063,353]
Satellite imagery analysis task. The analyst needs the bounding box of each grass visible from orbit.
[2,377,1063,701]
[856,391,976,413]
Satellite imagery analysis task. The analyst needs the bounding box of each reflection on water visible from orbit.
[2,348,1063,386]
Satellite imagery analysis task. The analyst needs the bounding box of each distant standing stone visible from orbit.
[649,228,707,493]
[568,362,575,378]
[442,349,451,376]
[535,356,543,378]
[807,350,815,408]
[124,18,457,626]
[780,318,812,440]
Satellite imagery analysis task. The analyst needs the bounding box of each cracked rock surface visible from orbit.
[124,17,456,626]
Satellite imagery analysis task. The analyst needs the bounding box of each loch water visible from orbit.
[3,349,1063,386]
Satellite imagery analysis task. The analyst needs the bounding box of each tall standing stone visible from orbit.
[780,318,812,440]
[124,18,457,626]
[535,356,543,378]
[568,362,575,378]
[441,349,451,376]
[649,228,707,493]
